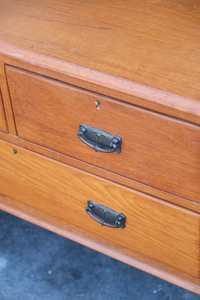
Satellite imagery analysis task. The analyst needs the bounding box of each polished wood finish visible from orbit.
[0,90,7,132]
[1,1,200,125]
[0,0,200,294]
[1,129,200,214]
[0,129,200,214]
[1,197,200,295]
[146,0,200,13]
[0,139,199,278]
[6,66,200,202]
[1,43,200,126]
[0,63,16,135]
[0,0,199,101]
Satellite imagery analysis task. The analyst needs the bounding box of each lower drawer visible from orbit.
[0,139,199,278]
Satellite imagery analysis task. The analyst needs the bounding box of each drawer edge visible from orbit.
[0,195,200,294]
[0,133,200,214]
[1,42,200,125]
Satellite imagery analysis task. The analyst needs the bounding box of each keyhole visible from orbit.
[13,149,18,157]
[95,100,100,109]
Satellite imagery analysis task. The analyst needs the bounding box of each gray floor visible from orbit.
[0,210,199,300]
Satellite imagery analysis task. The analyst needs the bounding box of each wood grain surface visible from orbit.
[0,90,7,132]
[0,139,199,278]
[0,0,200,101]
[0,0,200,124]
[1,196,200,294]
[6,66,200,203]
[147,0,200,13]
[1,129,200,215]
[0,63,16,135]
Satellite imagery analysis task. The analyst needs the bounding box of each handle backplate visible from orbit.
[78,124,121,154]
[86,200,126,229]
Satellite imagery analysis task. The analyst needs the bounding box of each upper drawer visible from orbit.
[0,91,7,132]
[6,66,200,202]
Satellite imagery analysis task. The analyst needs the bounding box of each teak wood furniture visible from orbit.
[0,0,200,294]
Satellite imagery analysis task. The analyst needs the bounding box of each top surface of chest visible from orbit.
[0,0,200,106]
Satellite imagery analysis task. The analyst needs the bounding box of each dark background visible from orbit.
[0,210,199,300]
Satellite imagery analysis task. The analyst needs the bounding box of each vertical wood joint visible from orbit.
[0,62,17,135]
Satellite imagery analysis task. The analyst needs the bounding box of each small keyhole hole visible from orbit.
[95,100,100,109]
[13,149,18,157]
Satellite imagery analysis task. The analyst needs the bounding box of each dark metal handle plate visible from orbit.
[77,124,121,154]
[86,200,126,229]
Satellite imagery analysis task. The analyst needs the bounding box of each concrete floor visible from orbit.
[0,210,199,300]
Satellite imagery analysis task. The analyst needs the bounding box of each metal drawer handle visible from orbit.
[86,200,126,229]
[77,124,121,154]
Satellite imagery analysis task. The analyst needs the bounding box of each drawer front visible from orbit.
[6,66,200,202]
[0,139,199,278]
[0,91,7,132]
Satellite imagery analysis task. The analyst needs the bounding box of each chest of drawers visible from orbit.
[0,0,200,294]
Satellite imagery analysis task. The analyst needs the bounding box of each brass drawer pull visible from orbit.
[77,124,122,154]
[86,200,126,229]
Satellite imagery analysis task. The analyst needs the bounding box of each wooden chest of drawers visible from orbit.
[0,0,200,294]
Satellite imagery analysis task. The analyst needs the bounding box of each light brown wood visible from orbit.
[0,90,7,132]
[0,139,199,278]
[1,129,200,213]
[6,66,200,202]
[0,63,16,135]
[1,129,200,214]
[1,43,200,128]
[147,0,200,13]
[0,0,200,294]
[0,0,200,124]
[1,196,200,294]
[0,0,199,101]
[1,43,200,126]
